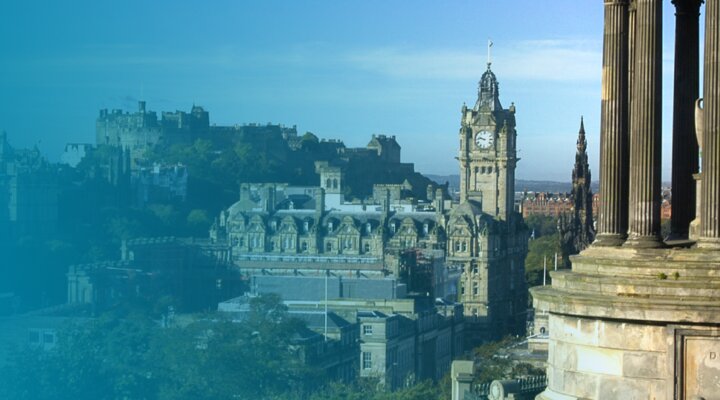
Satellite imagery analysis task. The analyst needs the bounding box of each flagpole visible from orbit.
[487,39,493,65]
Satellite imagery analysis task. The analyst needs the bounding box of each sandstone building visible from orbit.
[212,63,528,344]
[532,0,720,398]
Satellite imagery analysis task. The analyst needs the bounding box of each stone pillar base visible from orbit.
[623,235,665,248]
[697,237,720,249]
[593,233,626,247]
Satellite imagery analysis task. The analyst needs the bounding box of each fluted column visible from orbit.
[626,0,663,248]
[596,0,630,247]
[629,0,637,111]
[699,0,720,248]
[670,0,702,240]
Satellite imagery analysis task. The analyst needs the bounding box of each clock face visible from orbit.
[475,130,493,148]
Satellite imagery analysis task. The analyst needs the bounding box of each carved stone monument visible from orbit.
[532,0,720,398]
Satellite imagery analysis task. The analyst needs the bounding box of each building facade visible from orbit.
[453,63,529,342]
[212,63,527,345]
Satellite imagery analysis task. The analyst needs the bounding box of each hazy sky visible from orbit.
[0,1,699,181]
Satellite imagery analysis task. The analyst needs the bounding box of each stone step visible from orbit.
[569,248,720,279]
[549,270,720,300]
[531,284,720,324]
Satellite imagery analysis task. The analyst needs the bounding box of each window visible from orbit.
[363,325,373,335]
[362,352,372,370]
[364,242,371,253]
[302,242,308,251]
[43,332,55,344]
[473,282,479,296]
[326,242,332,252]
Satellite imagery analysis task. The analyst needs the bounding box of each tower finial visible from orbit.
[487,39,493,67]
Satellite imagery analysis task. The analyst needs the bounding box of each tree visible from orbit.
[0,295,324,400]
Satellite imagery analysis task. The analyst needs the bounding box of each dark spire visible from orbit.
[577,116,587,154]
[560,116,595,259]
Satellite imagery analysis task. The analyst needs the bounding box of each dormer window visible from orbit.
[390,223,396,234]
[366,223,372,234]
[423,223,429,236]
[303,221,309,233]
[328,221,334,231]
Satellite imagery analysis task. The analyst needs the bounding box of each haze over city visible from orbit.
[0,0,693,181]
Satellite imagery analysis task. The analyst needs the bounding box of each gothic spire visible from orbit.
[577,116,587,154]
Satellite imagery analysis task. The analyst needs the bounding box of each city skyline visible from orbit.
[1,0,691,180]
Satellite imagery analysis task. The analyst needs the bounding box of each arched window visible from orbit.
[326,178,331,188]
[326,242,332,252]
[332,179,338,189]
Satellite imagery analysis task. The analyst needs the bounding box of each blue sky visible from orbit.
[0,1,697,181]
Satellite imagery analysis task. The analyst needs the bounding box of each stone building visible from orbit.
[67,237,241,312]
[454,63,529,343]
[96,101,296,167]
[212,63,527,345]
[532,1,720,399]
[0,132,58,242]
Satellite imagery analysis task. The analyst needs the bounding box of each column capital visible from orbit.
[672,0,703,14]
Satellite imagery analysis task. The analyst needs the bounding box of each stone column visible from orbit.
[670,0,702,240]
[629,0,637,108]
[699,0,720,248]
[626,0,663,248]
[596,0,630,246]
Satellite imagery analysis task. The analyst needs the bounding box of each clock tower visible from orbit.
[450,61,528,345]
[458,63,518,221]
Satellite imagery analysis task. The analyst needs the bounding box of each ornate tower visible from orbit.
[452,62,528,345]
[458,63,518,221]
[559,118,596,263]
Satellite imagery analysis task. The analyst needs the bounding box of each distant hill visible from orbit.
[425,174,600,194]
